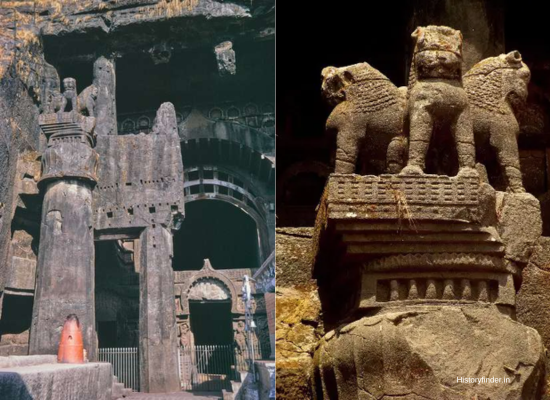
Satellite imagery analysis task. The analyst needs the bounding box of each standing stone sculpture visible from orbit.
[321,63,407,174]
[57,77,98,116]
[312,26,546,400]
[179,322,196,385]
[77,84,99,117]
[59,78,79,113]
[464,51,531,192]
[234,321,247,355]
[403,25,476,176]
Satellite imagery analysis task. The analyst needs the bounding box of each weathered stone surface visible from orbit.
[275,227,314,288]
[93,57,118,137]
[496,191,542,264]
[93,129,184,233]
[528,236,550,272]
[321,63,406,174]
[188,278,230,300]
[29,179,97,360]
[255,361,275,400]
[404,25,476,177]
[214,41,237,76]
[517,261,550,354]
[0,331,31,357]
[0,355,56,368]
[464,51,530,193]
[151,102,179,136]
[276,286,322,400]
[0,361,113,400]
[409,0,505,72]
[30,110,99,361]
[314,307,545,399]
[139,225,180,393]
[275,228,317,398]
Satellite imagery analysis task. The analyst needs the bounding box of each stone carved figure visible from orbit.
[60,78,79,113]
[77,84,99,117]
[58,77,98,116]
[464,51,531,193]
[41,63,62,114]
[179,322,197,384]
[234,321,247,354]
[321,63,407,174]
[179,322,195,349]
[402,25,476,176]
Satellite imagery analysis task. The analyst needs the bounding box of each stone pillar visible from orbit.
[267,203,276,253]
[138,225,180,393]
[29,112,98,360]
[93,56,117,136]
[410,0,505,71]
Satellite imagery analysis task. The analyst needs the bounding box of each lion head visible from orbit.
[63,77,77,95]
[464,51,530,113]
[321,63,393,108]
[408,26,463,90]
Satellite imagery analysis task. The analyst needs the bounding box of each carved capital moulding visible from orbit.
[38,112,98,184]
[312,25,545,400]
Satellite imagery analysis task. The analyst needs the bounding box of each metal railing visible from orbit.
[99,342,272,394]
[235,342,272,371]
[98,347,140,392]
[178,343,272,391]
[179,344,236,391]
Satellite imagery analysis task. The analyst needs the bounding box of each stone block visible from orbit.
[0,362,113,400]
[496,191,542,264]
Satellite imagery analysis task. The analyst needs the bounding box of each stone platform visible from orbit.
[0,357,113,400]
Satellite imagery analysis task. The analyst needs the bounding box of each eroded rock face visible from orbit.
[276,286,322,400]
[314,307,545,400]
[496,192,542,264]
[518,237,550,357]
[276,227,323,400]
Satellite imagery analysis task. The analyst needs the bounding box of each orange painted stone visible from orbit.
[57,314,84,363]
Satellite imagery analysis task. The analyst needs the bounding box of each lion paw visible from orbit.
[399,165,424,175]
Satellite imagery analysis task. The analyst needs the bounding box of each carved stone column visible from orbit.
[93,56,118,136]
[138,225,180,393]
[29,112,98,360]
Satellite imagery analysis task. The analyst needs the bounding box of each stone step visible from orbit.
[112,375,134,399]
[122,392,222,399]
[112,381,125,399]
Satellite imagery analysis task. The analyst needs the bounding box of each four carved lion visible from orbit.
[322,25,530,193]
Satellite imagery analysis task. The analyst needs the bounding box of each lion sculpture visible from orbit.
[321,63,407,174]
[50,77,98,117]
[323,26,529,190]
[464,51,530,193]
[402,25,477,176]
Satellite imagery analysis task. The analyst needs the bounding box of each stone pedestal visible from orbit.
[138,225,180,393]
[29,112,98,360]
[312,173,545,399]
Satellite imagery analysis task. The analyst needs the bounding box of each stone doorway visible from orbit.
[95,241,140,349]
[181,301,235,392]
[189,301,233,346]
